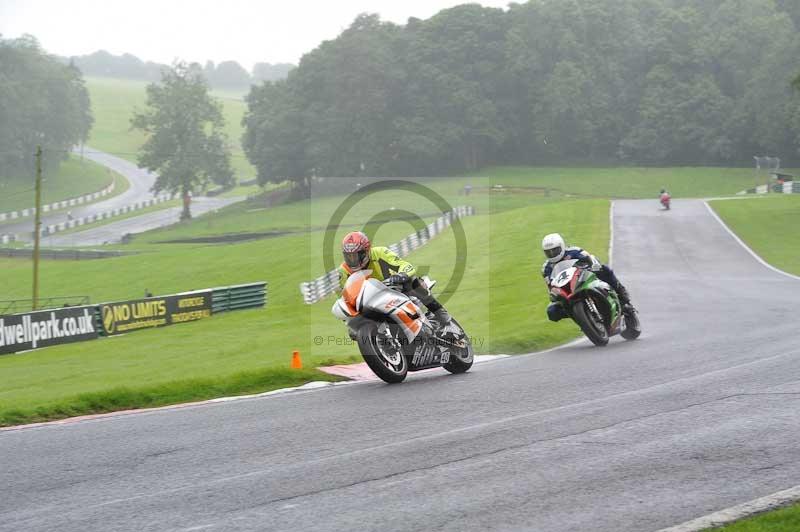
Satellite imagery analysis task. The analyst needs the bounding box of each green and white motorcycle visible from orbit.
[547,259,641,346]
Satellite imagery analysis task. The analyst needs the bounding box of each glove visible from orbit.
[385,273,410,286]
[577,254,600,271]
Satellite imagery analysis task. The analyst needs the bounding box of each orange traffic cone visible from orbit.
[291,350,303,369]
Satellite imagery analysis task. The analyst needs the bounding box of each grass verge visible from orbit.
[475,166,764,198]
[0,155,125,214]
[709,195,800,275]
[0,367,342,426]
[710,502,800,531]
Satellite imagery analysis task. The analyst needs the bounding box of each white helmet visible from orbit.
[542,233,566,263]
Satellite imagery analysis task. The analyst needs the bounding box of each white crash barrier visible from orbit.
[0,180,116,222]
[39,193,175,238]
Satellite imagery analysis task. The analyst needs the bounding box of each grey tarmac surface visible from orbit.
[1,149,158,238]
[2,199,799,532]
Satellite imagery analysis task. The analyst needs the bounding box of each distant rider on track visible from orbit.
[541,233,637,322]
[338,231,454,331]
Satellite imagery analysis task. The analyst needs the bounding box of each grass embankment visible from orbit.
[86,76,256,180]
[710,195,800,275]
[476,166,761,198]
[709,503,800,531]
[0,177,607,425]
[0,155,125,214]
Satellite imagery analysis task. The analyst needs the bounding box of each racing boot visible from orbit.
[616,284,636,315]
[433,307,452,329]
[432,307,462,337]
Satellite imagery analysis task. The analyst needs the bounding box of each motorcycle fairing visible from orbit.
[549,263,623,333]
[335,270,425,343]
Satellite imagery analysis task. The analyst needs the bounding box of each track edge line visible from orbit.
[656,484,800,532]
[703,200,800,282]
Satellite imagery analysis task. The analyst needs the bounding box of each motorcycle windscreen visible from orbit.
[341,269,373,313]
[549,259,579,286]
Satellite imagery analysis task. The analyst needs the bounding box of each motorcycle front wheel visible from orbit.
[357,321,408,383]
[572,298,609,346]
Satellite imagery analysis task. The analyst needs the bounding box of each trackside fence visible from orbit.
[40,192,176,237]
[0,180,116,222]
[1,282,268,356]
[0,296,91,315]
[212,282,268,313]
[737,179,800,195]
[299,206,475,304]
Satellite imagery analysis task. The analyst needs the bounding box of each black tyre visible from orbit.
[442,319,474,374]
[357,321,408,383]
[572,298,609,346]
[621,310,641,340]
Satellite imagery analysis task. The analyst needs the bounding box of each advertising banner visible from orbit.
[100,290,212,336]
[0,306,99,355]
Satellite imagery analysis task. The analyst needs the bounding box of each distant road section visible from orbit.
[3,149,244,246]
[1,149,155,239]
[43,196,240,246]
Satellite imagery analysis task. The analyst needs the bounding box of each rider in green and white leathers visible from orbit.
[541,233,635,322]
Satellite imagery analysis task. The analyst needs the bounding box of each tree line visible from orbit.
[0,35,93,178]
[243,0,800,186]
[62,50,294,89]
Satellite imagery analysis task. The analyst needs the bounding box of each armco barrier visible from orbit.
[299,206,475,304]
[40,192,175,238]
[736,181,800,195]
[211,282,268,313]
[0,180,116,222]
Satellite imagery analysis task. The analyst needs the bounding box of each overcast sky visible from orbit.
[0,0,510,69]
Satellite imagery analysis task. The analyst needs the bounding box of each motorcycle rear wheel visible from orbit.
[621,310,641,340]
[573,298,609,346]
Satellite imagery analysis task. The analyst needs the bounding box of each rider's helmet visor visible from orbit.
[544,246,562,259]
[344,250,368,270]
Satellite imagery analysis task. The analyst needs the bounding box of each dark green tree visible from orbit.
[131,62,233,219]
[242,79,313,196]
[242,0,800,174]
[0,34,93,177]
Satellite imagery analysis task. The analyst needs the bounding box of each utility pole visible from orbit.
[32,145,43,311]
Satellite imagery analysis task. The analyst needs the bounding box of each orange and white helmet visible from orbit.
[342,231,371,270]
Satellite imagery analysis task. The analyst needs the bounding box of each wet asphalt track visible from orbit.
[2,199,799,532]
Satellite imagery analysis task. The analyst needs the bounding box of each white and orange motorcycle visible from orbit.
[332,270,473,383]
